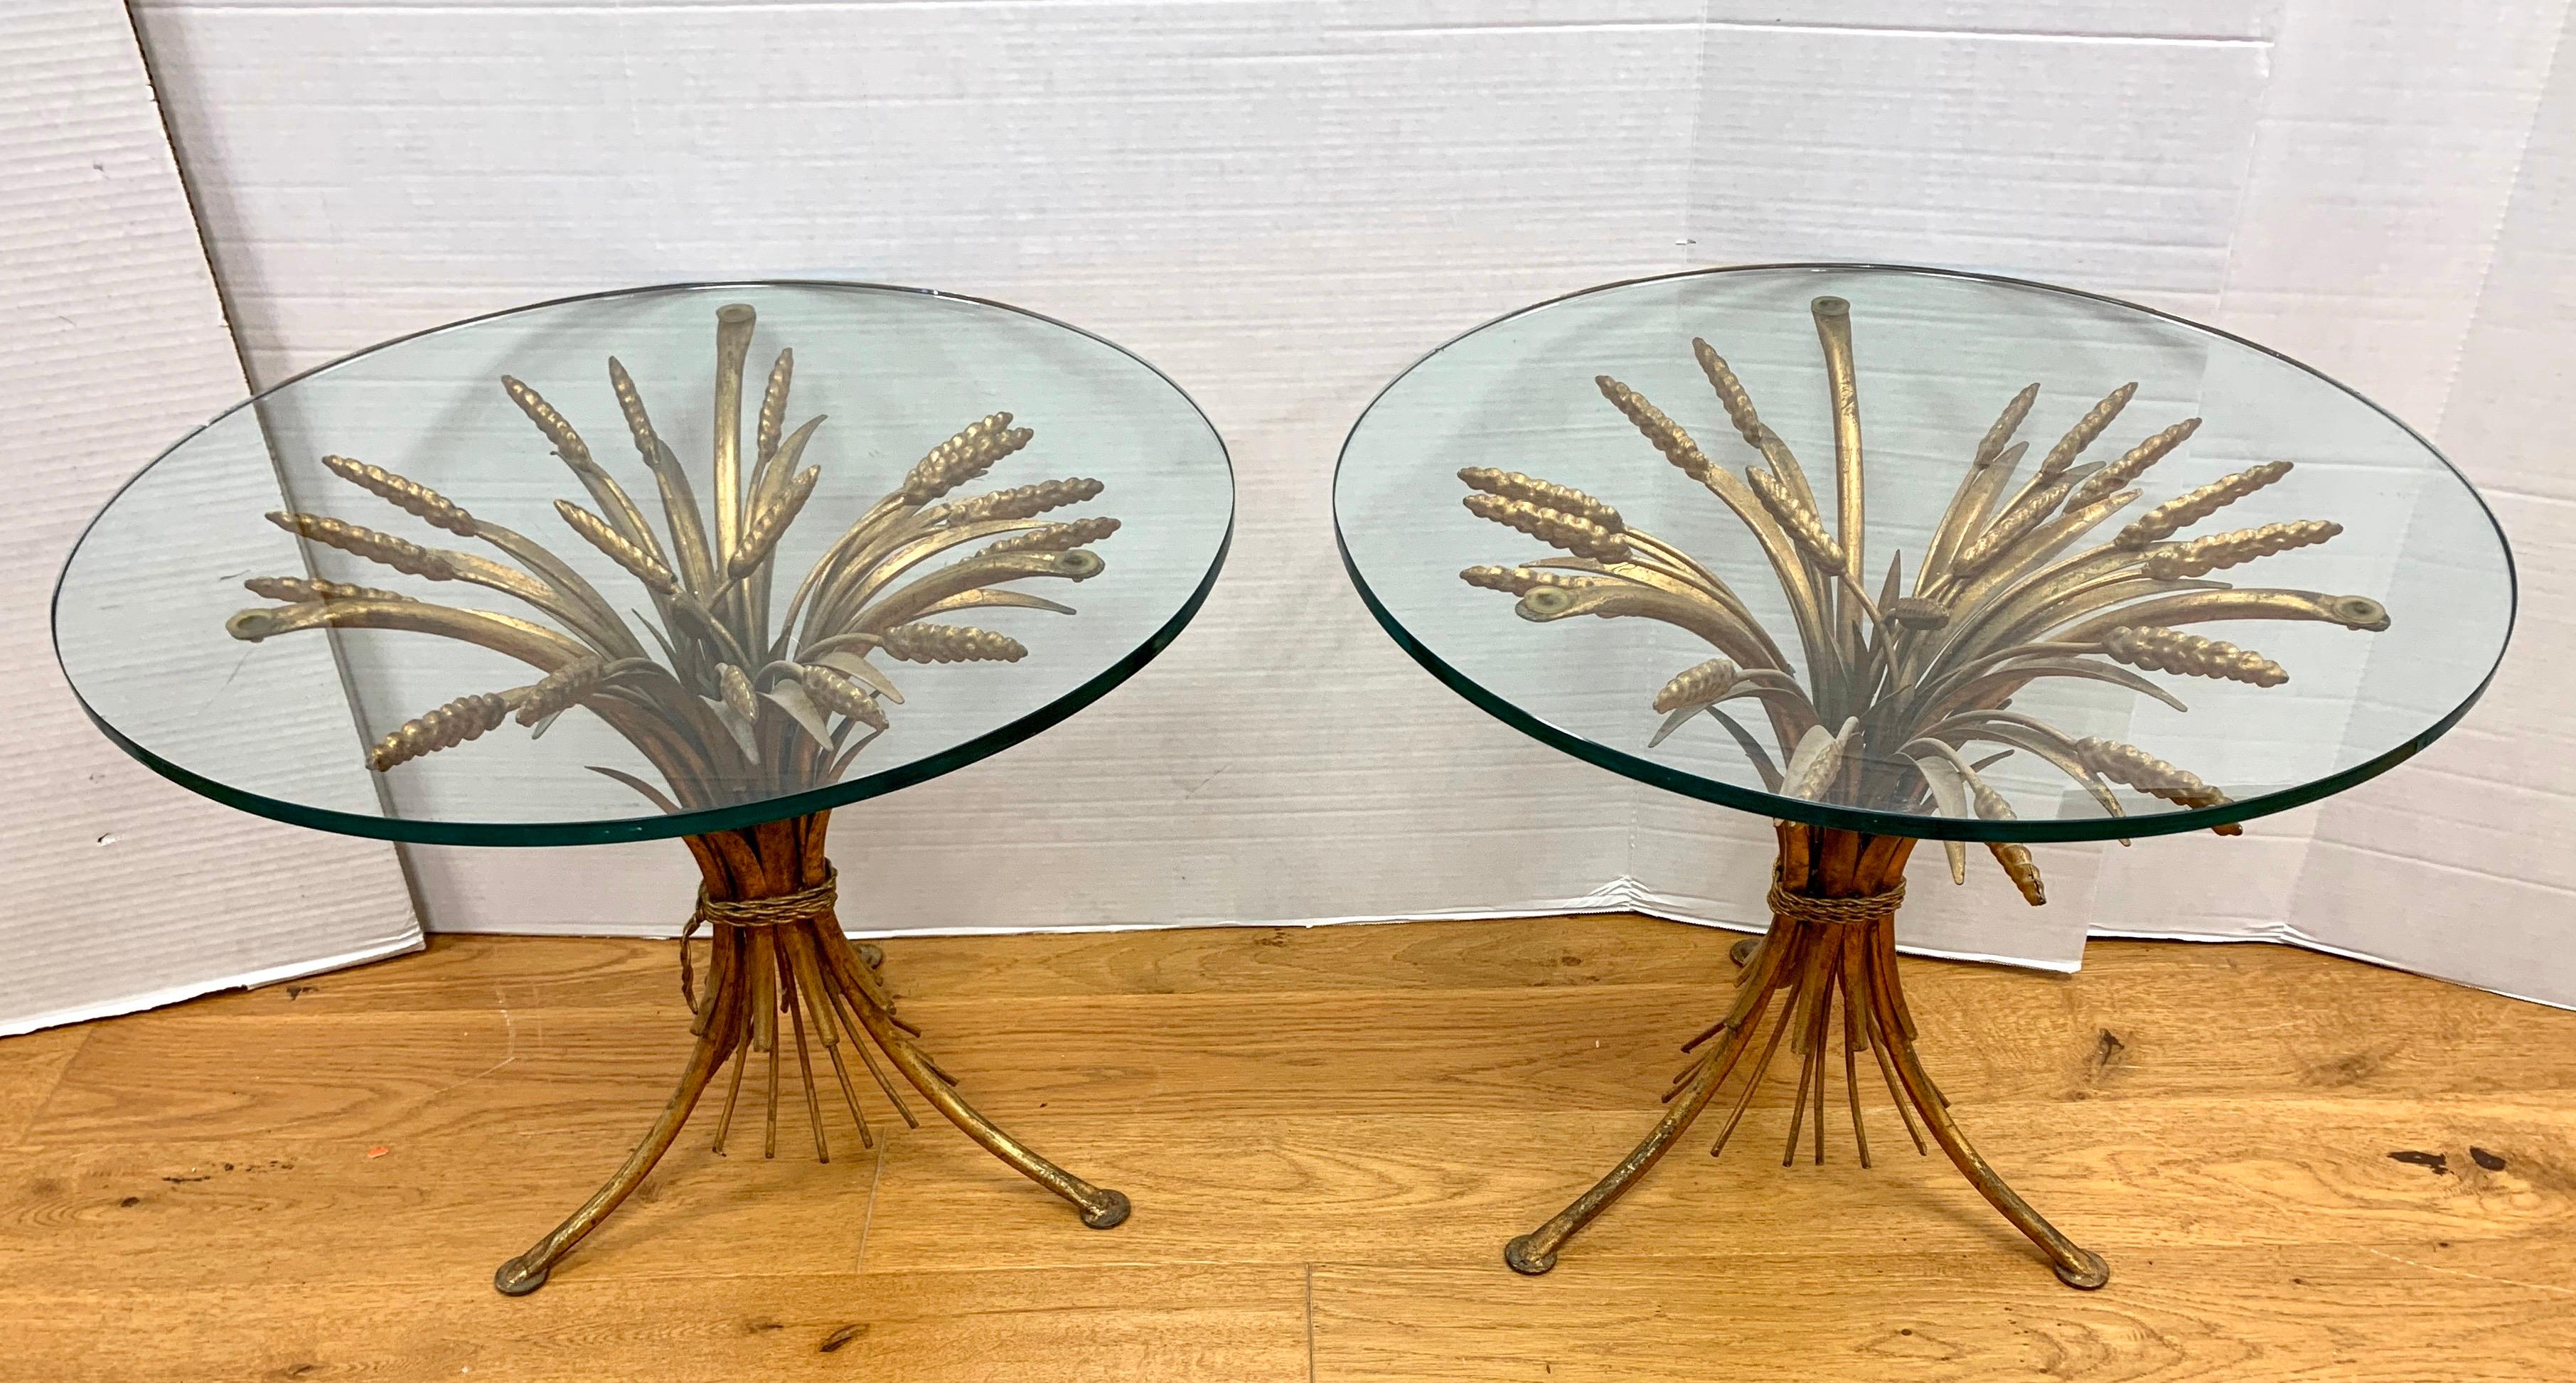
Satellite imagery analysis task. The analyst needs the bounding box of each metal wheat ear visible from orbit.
[227,302,1123,813]
[1458,294,2390,897]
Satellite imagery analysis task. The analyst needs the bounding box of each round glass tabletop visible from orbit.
[1336,264,2514,843]
[55,282,1234,846]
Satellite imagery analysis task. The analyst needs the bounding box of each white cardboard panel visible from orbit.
[2066,0,2570,976]
[0,0,419,1035]
[1684,21,2271,311]
[2282,0,2576,1008]
[1702,5,2280,38]
[127,0,2575,998]
[1668,22,2270,963]
[146,0,1706,937]
[2216,0,2572,425]
[132,0,2278,31]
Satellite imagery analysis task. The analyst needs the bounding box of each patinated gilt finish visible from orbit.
[1472,296,2390,1286]
[227,304,1133,1293]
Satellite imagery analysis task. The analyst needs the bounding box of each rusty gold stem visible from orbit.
[1505,1011,1756,1277]
[711,304,754,567]
[494,1008,734,1296]
[1858,929,2107,1288]
[1813,296,1864,586]
[1505,821,2106,1288]
[1462,294,2384,839]
[495,811,1128,1296]
[813,930,1131,1229]
[783,959,828,1163]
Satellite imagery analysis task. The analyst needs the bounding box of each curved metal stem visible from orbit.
[1505,822,2106,1288]
[814,924,1131,1229]
[494,813,1128,1295]
[495,1001,736,1296]
[1858,924,2107,1288]
[1506,991,1768,1275]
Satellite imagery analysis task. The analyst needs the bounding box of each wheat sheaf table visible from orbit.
[1333,263,2515,1288]
[52,282,1234,1293]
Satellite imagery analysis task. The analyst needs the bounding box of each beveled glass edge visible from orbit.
[52,279,1238,847]
[1331,260,2520,843]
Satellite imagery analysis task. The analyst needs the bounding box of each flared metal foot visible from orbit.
[1503,1234,1556,1276]
[492,1257,549,1297]
[1508,824,2106,1290]
[2054,1247,2111,1290]
[496,821,1130,1293]
[1083,1188,1133,1229]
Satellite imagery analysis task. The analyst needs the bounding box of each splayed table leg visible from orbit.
[495,811,1126,1294]
[1506,821,2105,1288]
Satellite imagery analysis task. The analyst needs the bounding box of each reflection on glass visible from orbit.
[57,282,1233,845]
[223,303,1124,815]
[1335,265,2512,1293]
[1338,265,2507,845]
[1457,293,2389,891]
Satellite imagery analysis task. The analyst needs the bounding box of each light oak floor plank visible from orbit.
[0,1025,86,1147]
[4,1264,1310,1383]
[1308,1244,2576,1382]
[1,917,2571,1379]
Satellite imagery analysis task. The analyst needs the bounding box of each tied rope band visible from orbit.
[680,866,840,1008]
[1765,875,1905,927]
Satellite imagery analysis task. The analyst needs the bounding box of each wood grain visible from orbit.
[0,1024,85,1146]
[1310,1244,2576,1382]
[1,1266,1309,1383]
[1,916,2572,1379]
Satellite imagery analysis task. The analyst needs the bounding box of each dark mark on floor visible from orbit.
[2469,1146,2506,1171]
[284,986,315,1000]
[2301,1047,2388,1087]
[820,1323,868,1353]
[2087,1029,2127,1077]
[161,1175,211,1184]
[119,1196,139,1207]
[2388,1150,2449,1175]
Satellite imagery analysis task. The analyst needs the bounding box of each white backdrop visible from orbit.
[2,0,417,1035]
[119,0,2576,1000]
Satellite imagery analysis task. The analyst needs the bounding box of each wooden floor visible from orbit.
[4,916,2574,1381]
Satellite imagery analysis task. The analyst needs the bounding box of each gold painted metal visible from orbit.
[228,301,1120,814]
[223,305,1132,1293]
[1469,295,2386,840]
[491,809,1130,1297]
[1507,821,2106,1288]
[1473,297,2393,1286]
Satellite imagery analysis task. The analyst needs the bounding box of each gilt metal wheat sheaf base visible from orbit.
[1473,296,2392,1285]
[225,304,1133,1292]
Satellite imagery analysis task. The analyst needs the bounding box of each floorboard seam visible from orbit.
[851,1138,887,1273]
[1,1028,92,1146]
[1303,1261,1317,1383]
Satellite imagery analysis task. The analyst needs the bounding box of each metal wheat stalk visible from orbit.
[229,303,1135,1293]
[230,301,1119,813]
[1477,296,2391,1288]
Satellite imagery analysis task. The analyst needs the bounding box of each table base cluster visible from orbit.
[494,811,1128,1296]
[1506,821,2108,1289]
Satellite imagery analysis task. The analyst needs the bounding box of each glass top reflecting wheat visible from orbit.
[1335,265,2512,843]
[53,283,1234,846]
